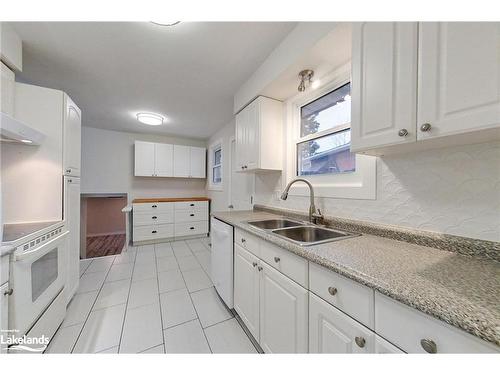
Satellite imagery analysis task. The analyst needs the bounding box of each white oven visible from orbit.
[9,226,68,338]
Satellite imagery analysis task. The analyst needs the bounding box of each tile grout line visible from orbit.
[154,242,168,353]
[172,240,214,353]
[69,254,119,353]
[116,245,137,353]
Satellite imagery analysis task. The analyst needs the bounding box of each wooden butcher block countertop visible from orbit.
[132,197,210,203]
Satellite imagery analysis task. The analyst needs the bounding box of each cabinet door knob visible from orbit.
[420,123,432,132]
[257,266,263,271]
[420,339,437,353]
[274,257,280,263]
[328,286,338,296]
[355,336,366,348]
[252,262,258,267]
[3,288,13,296]
[398,128,409,137]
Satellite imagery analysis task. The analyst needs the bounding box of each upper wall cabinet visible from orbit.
[351,22,500,155]
[235,96,283,172]
[351,23,418,152]
[63,95,82,177]
[0,62,15,117]
[134,141,205,178]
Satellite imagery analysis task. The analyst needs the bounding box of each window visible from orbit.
[297,82,355,177]
[208,140,223,191]
[212,146,222,184]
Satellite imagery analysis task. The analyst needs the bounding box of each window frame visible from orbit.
[284,63,376,200]
[208,139,223,191]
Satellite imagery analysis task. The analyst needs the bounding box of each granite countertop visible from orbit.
[132,197,210,203]
[212,210,500,347]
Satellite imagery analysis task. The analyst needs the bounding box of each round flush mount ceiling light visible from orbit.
[150,21,180,27]
[136,113,164,126]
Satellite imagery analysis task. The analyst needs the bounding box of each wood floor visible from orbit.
[86,234,125,258]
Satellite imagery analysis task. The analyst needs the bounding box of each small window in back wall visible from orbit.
[212,146,222,184]
[297,82,355,177]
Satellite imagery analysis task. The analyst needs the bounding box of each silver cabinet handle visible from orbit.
[328,287,338,296]
[252,262,258,267]
[420,339,437,353]
[274,257,280,263]
[3,288,13,296]
[420,123,432,132]
[398,129,409,137]
[355,336,366,348]
[257,266,263,272]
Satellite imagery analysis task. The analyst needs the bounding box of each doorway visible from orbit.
[81,195,127,258]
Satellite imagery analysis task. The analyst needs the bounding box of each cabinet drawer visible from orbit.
[134,211,174,226]
[174,221,208,237]
[175,210,208,223]
[133,224,174,242]
[260,241,308,288]
[133,202,173,213]
[234,228,260,257]
[309,262,374,329]
[375,292,499,353]
[174,201,208,211]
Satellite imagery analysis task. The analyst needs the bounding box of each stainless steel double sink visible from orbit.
[246,219,360,246]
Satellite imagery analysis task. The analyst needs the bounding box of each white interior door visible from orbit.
[229,138,254,210]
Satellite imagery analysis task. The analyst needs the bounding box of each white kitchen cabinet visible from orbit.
[63,95,82,177]
[154,142,174,177]
[375,335,405,353]
[234,244,260,341]
[173,145,191,177]
[64,176,80,303]
[375,292,499,353]
[189,146,206,178]
[309,292,375,353]
[1,282,10,354]
[235,96,283,172]
[134,141,156,176]
[351,22,418,152]
[417,22,500,140]
[259,262,308,353]
[1,62,15,116]
[351,22,500,155]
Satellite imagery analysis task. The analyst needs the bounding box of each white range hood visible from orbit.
[0,111,45,145]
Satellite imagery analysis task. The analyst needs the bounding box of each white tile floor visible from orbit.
[45,237,257,354]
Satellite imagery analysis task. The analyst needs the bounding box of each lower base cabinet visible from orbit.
[234,244,308,353]
[309,293,375,353]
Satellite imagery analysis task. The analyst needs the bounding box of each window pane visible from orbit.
[212,166,221,183]
[300,83,351,137]
[297,129,355,176]
[214,148,222,166]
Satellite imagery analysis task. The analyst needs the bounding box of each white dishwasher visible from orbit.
[210,217,234,308]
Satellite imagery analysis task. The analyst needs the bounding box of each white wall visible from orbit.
[254,141,500,242]
[206,120,235,212]
[81,127,207,202]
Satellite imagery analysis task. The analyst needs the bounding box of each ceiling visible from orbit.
[10,22,296,139]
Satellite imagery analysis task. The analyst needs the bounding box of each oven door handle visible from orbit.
[14,231,68,262]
